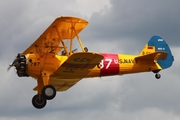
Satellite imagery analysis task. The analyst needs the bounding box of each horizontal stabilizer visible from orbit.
[135,52,168,61]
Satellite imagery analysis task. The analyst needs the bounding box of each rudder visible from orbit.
[140,35,174,69]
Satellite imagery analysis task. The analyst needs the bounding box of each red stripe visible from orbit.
[100,53,119,76]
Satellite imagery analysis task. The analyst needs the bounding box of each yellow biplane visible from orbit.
[9,16,174,109]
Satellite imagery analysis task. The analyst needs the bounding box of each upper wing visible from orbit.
[23,16,88,55]
[135,51,168,61]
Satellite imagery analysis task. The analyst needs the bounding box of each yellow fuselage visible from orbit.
[26,53,159,79]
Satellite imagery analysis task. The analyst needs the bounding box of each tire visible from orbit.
[32,94,47,109]
[155,73,161,79]
[42,85,56,100]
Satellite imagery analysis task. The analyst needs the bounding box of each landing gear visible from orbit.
[32,94,47,109]
[42,85,56,100]
[32,85,56,109]
[155,73,161,79]
[153,70,161,79]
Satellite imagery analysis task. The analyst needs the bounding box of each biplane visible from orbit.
[8,16,174,109]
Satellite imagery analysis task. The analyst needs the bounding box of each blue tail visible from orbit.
[148,35,174,69]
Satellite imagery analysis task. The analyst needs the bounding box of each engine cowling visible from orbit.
[14,53,29,77]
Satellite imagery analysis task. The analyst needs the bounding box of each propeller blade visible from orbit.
[7,57,18,71]
[7,65,12,71]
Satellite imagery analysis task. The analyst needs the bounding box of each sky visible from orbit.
[0,0,180,119]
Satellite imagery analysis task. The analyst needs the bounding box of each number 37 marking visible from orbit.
[99,59,112,69]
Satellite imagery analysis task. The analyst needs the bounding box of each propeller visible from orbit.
[8,53,29,77]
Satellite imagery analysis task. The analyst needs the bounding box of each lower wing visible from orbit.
[53,52,104,78]
[34,52,103,91]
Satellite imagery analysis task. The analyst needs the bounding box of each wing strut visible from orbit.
[70,24,73,55]
[72,23,85,52]
[55,26,69,56]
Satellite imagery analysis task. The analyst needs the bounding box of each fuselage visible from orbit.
[25,52,157,79]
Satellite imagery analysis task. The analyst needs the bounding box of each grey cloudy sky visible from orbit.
[0,0,180,120]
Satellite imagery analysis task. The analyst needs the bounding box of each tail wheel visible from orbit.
[155,73,161,79]
[42,85,56,100]
[32,94,47,109]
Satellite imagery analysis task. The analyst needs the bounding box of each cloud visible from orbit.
[86,0,180,47]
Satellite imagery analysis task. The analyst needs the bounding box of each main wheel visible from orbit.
[32,94,47,109]
[42,85,56,100]
[155,73,161,79]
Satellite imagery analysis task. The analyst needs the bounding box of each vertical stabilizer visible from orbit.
[140,36,174,69]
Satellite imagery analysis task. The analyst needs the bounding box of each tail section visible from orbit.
[140,35,174,69]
